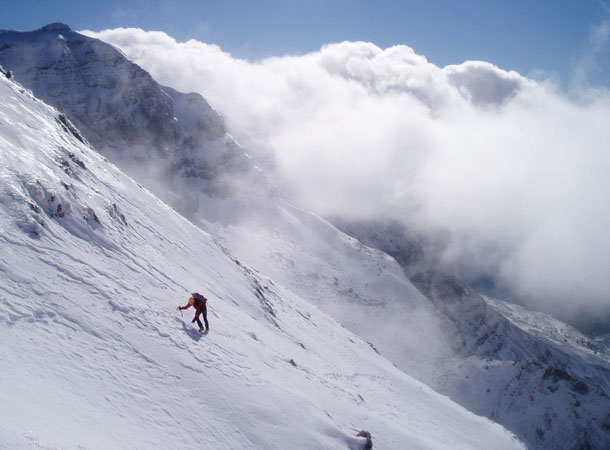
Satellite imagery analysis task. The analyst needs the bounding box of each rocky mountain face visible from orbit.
[2,24,609,449]
[333,218,610,449]
[0,23,272,215]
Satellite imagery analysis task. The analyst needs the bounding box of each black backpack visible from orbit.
[191,292,207,306]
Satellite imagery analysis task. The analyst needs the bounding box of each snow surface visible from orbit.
[0,70,525,449]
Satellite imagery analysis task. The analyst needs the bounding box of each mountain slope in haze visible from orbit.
[0,65,526,450]
[0,23,270,215]
[199,192,610,450]
[333,219,610,449]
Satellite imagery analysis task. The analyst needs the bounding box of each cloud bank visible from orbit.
[85,28,610,324]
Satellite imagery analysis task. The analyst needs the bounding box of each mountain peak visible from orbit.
[40,23,71,32]
[0,25,276,217]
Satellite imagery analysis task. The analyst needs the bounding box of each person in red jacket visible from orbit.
[178,292,209,332]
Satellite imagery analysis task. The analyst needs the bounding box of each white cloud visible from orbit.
[445,61,528,106]
[85,28,610,321]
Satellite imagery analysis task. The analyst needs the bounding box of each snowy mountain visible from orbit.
[0,23,271,217]
[332,219,610,449]
[0,61,526,450]
[2,24,610,449]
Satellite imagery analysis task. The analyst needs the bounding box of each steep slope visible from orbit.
[333,219,610,449]
[0,67,526,449]
[201,207,453,367]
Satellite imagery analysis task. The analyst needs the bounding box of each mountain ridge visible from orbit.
[332,218,610,448]
[0,23,271,213]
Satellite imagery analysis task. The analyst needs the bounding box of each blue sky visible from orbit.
[1,0,609,87]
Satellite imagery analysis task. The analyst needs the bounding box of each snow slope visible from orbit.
[195,196,610,450]
[333,219,610,449]
[0,68,525,449]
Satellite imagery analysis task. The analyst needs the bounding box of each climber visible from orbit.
[178,292,209,332]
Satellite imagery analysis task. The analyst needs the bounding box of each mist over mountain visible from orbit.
[2,24,610,449]
[85,27,610,334]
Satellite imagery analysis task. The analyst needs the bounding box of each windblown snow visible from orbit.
[0,70,525,449]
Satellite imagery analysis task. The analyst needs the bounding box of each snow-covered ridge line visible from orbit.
[332,218,610,449]
[485,296,610,362]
